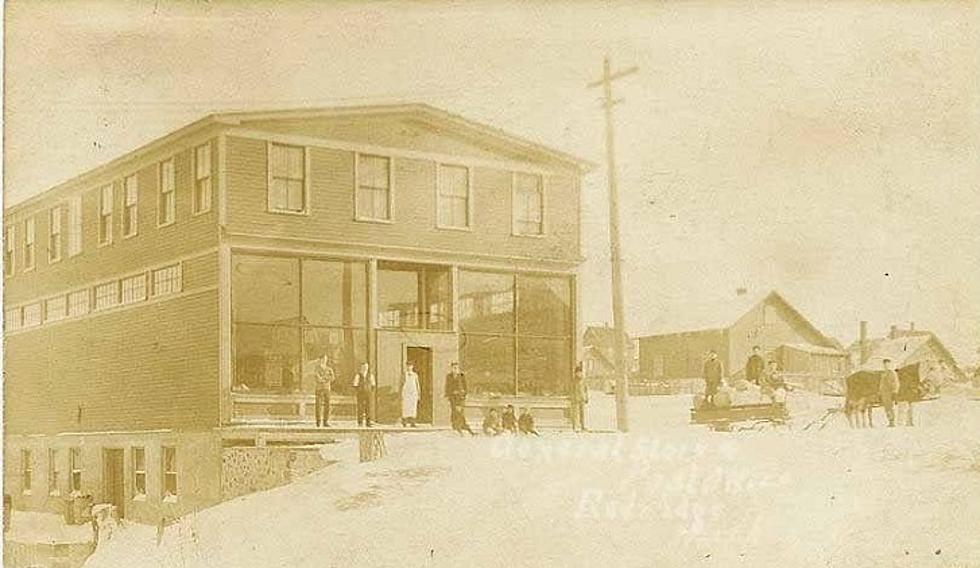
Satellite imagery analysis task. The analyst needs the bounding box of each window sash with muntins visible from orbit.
[269,143,306,213]
[159,159,176,225]
[4,225,15,276]
[514,173,544,236]
[69,448,82,493]
[132,447,146,497]
[162,447,177,498]
[67,196,83,257]
[355,154,391,221]
[123,174,138,237]
[437,164,470,229]
[49,206,63,262]
[98,184,114,245]
[194,143,212,214]
[24,218,36,270]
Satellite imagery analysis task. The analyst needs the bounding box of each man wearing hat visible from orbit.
[880,358,899,427]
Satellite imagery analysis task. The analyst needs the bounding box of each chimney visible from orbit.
[736,287,747,297]
[859,321,869,365]
[889,325,898,339]
[909,322,915,333]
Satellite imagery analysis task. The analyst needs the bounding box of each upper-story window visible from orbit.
[158,159,176,226]
[513,173,544,236]
[98,184,114,246]
[67,196,83,257]
[49,206,63,263]
[355,154,392,222]
[268,143,307,213]
[123,174,139,238]
[23,303,42,327]
[23,218,36,270]
[4,225,15,277]
[194,143,213,214]
[437,164,471,229]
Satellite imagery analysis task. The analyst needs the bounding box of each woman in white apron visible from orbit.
[401,363,421,427]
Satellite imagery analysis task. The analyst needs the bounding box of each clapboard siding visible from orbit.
[3,139,219,305]
[224,136,580,262]
[4,289,219,435]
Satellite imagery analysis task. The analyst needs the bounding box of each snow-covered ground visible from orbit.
[85,393,980,568]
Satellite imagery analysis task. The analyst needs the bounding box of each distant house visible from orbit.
[636,290,848,389]
[582,325,639,389]
[847,324,967,383]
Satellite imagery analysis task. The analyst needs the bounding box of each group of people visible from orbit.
[444,362,542,436]
[310,356,590,434]
[702,346,788,406]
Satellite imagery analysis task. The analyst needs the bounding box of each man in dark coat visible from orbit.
[880,358,899,428]
[352,362,375,427]
[702,350,724,405]
[745,346,765,385]
[445,362,474,434]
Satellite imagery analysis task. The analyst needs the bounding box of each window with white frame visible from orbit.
[3,225,14,276]
[268,143,306,213]
[437,164,470,229]
[67,196,83,257]
[24,217,36,270]
[23,303,42,327]
[49,206,63,263]
[48,449,60,495]
[123,174,139,237]
[152,264,182,296]
[194,143,212,214]
[159,159,176,225]
[94,281,119,310]
[121,274,147,304]
[69,447,82,493]
[5,307,22,331]
[355,154,391,221]
[162,446,178,498]
[513,173,544,236]
[132,447,146,498]
[68,289,90,317]
[22,449,33,492]
[45,296,67,323]
[98,184,114,245]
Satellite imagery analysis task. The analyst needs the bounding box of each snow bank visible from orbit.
[84,396,980,568]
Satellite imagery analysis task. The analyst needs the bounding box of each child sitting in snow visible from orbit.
[518,408,540,436]
[502,405,518,433]
[482,408,504,436]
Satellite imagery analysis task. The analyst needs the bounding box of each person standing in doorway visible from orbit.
[702,350,724,406]
[570,362,589,432]
[745,346,765,386]
[314,354,336,427]
[445,362,474,435]
[353,362,376,427]
[401,362,421,428]
[880,358,900,428]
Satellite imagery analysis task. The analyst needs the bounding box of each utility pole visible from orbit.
[588,56,637,433]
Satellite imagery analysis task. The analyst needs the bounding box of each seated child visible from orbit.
[482,408,503,436]
[518,408,540,436]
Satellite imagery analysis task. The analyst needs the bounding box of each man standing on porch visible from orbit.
[445,362,474,434]
[353,362,376,427]
[314,354,336,428]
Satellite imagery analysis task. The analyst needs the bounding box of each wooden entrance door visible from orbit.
[406,346,433,423]
[102,449,125,518]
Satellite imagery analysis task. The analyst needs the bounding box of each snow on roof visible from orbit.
[854,335,932,371]
[780,343,847,356]
[637,290,770,337]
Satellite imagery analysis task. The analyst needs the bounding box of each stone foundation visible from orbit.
[221,446,334,501]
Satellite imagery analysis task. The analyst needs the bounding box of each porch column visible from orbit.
[368,258,378,418]
[218,245,233,425]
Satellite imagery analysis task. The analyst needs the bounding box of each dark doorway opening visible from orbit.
[102,449,125,518]
[406,346,433,423]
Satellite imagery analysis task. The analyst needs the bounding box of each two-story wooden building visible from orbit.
[3,103,589,523]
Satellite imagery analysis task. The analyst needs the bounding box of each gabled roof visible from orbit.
[7,102,593,212]
[637,290,838,349]
[848,331,967,380]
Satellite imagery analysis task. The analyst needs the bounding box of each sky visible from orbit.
[4,0,979,364]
